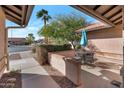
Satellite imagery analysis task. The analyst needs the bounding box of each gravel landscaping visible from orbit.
[0,71,21,88]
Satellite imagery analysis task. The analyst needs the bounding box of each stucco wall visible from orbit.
[0,6,6,76]
[49,53,81,85]
[87,24,123,59]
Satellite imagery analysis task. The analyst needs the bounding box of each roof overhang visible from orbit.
[71,5,122,27]
[76,22,110,33]
[1,5,34,27]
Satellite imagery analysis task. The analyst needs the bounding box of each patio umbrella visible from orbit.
[80,29,87,46]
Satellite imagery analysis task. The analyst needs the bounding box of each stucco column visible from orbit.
[120,5,124,87]
[0,6,7,75]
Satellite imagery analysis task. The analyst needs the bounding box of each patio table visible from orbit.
[76,51,94,64]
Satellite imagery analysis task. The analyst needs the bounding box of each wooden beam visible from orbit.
[113,18,122,24]
[2,5,34,27]
[6,14,21,25]
[71,5,115,27]
[5,12,21,21]
[21,5,28,26]
[102,5,117,16]
[108,9,122,19]
[93,5,101,10]
[122,5,124,29]
[5,5,22,15]
[13,5,22,10]
[109,12,122,21]
[24,5,34,26]
[112,16,122,23]
[115,20,122,25]
[2,7,21,20]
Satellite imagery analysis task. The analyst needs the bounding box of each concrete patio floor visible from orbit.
[9,51,60,88]
[80,66,122,88]
[9,51,122,88]
[49,50,122,88]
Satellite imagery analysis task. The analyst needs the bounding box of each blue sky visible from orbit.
[7,5,98,40]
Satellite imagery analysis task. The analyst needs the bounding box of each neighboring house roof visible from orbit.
[35,39,44,43]
[1,5,34,26]
[76,22,110,33]
[8,38,26,42]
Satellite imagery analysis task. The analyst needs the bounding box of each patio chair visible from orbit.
[75,47,95,64]
[83,52,94,64]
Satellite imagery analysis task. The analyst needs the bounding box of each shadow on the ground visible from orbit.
[33,57,77,87]
[42,65,77,88]
[82,61,122,70]
[100,70,122,82]
[95,62,122,70]
[80,70,118,88]
[21,73,77,88]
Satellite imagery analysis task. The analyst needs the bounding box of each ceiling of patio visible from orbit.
[1,5,34,26]
[71,5,122,27]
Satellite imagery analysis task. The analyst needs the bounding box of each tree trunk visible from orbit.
[70,41,75,50]
[44,20,48,44]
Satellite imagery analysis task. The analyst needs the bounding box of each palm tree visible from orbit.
[36,9,52,44]
[26,33,35,45]
[36,9,51,26]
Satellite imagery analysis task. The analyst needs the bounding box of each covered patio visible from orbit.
[72,5,123,87]
[0,5,124,88]
[0,5,34,76]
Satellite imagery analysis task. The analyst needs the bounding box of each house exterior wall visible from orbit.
[87,24,123,60]
[8,38,27,45]
[0,6,6,77]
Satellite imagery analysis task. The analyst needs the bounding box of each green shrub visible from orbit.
[39,44,72,52]
[24,41,30,45]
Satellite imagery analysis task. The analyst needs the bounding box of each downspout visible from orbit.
[5,25,26,71]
